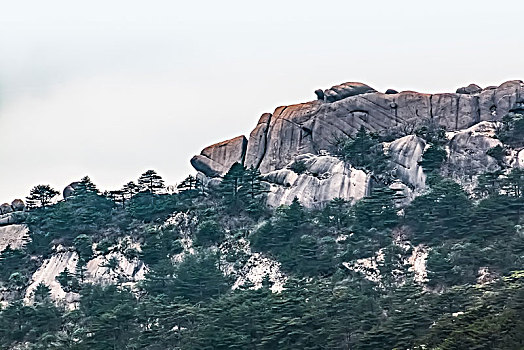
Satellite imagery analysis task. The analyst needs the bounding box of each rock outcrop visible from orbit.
[191,80,524,207]
[0,199,25,221]
[246,80,524,175]
[191,135,248,177]
[0,224,29,252]
[263,154,369,207]
[25,249,80,302]
[388,135,427,190]
[25,242,146,304]
[445,121,503,188]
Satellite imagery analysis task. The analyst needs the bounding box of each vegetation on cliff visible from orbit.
[0,161,523,349]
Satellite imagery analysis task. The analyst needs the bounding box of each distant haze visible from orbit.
[1,0,523,203]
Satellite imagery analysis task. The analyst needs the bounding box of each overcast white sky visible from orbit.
[1,0,523,203]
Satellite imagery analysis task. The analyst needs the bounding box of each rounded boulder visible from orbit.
[0,203,13,215]
[11,199,25,211]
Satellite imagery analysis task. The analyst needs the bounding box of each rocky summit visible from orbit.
[192,80,524,207]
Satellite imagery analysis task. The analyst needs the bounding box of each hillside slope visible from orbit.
[0,81,523,349]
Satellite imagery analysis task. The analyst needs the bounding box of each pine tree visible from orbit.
[497,112,524,147]
[122,181,140,200]
[475,170,504,198]
[56,268,80,293]
[419,144,447,173]
[138,170,165,194]
[219,163,246,208]
[142,258,176,297]
[177,175,198,192]
[26,184,59,208]
[194,220,224,247]
[171,251,229,303]
[241,166,268,215]
[353,186,400,232]
[332,126,389,178]
[242,166,266,200]
[503,168,524,198]
[406,179,472,243]
[320,197,352,231]
[73,176,99,196]
[33,282,52,303]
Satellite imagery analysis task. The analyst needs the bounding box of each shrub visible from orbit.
[290,160,307,174]
[419,144,447,173]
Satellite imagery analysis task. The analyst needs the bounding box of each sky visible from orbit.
[1,0,524,203]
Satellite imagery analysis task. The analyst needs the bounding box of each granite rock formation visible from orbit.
[445,121,503,188]
[263,154,370,207]
[191,135,248,177]
[192,80,524,207]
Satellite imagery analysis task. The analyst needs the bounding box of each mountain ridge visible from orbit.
[192,80,524,207]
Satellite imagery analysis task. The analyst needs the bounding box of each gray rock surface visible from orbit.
[0,203,13,215]
[63,182,81,199]
[445,121,502,185]
[25,240,146,304]
[245,113,272,169]
[0,224,28,252]
[518,150,524,168]
[263,154,369,207]
[388,135,427,190]
[11,199,25,211]
[190,135,248,177]
[250,80,524,173]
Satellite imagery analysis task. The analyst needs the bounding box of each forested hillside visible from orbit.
[1,88,524,349]
[0,161,523,349]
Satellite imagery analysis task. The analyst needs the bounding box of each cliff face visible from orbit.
[192,80,524,206]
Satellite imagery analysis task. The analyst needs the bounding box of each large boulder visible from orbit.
[478,80,524,121]
[456,84,482,95]
[0,203,13,215]
[323,82,377,102]
[314,89,325,100]
[11,199,25,212]
[190,135,248,177]
[63,182,81,199]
